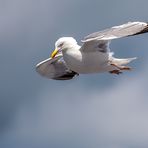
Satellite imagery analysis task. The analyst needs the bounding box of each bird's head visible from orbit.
[51,37,78,58]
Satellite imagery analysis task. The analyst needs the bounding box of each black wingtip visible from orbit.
[53,71,78,80]
[133,22,148,35]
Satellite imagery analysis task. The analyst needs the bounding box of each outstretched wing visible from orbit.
[82,22,148,42]
[36,55,77,80]
[81,22,148,52]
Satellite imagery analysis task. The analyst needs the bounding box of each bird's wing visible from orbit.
[36,55,77,80]
[82,22,148,42]
[80,40,110,53]
[81,22,148,52]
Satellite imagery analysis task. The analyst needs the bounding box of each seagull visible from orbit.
[36,21,148,80]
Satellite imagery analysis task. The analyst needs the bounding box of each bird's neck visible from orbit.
[63,44,80,53]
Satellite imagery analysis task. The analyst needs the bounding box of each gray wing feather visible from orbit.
[36,55,77,80]
[82,22,148,42]
[80,40,110,53]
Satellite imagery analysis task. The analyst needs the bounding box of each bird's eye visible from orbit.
[58,43,64,47]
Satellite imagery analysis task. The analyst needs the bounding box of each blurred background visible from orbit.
[1,0,148,148]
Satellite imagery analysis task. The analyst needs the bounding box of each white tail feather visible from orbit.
[110,57,137,65]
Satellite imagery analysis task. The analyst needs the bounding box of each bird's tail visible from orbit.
[110,57,137,66]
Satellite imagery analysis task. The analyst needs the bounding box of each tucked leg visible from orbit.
[109,70,122,75]
[110,63,132,71]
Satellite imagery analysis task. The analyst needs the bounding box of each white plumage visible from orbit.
[36,21,148,80]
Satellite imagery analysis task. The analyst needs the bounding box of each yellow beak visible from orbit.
[51,48,58,58]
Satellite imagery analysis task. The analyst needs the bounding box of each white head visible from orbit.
[51,37,78,58]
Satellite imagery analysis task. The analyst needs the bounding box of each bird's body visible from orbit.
[59,36,137,74]
[36,21,148,80]
[62,46,111,73]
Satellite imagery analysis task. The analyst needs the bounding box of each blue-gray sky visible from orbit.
[1,0,148,148]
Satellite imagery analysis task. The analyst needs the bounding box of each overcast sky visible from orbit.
[1,0,148,148]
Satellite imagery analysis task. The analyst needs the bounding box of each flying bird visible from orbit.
[36,21,148,80]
